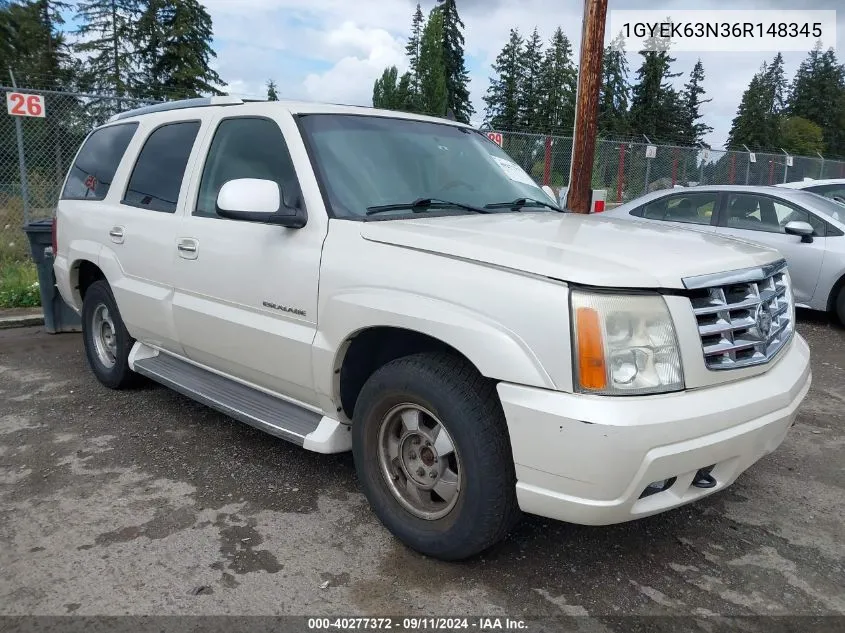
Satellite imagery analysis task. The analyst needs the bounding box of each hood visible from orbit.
[360,212,782,289]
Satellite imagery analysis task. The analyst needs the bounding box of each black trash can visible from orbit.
[23,219,82,334]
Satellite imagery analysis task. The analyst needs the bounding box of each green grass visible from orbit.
[0,260,40,308]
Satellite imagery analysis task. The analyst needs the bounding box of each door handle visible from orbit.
[177,238,199,259]
[109,226,125,244]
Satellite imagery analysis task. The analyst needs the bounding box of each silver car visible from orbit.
[602,185,845,322]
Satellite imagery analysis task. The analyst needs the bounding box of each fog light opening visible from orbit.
[692,465,717,489]
[639,476,677,499]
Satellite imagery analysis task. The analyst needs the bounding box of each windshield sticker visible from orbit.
[492,156,536,186]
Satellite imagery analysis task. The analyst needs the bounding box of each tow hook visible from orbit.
[692,466,717,489]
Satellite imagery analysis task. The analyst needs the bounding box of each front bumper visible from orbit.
[497,334,811,525]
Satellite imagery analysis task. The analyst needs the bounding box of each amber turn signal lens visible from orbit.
[576,307,607,390]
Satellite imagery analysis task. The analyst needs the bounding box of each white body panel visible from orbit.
[53,100,813,528]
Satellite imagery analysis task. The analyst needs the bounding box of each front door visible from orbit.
[713,192,826,305]
[170,111,325,406]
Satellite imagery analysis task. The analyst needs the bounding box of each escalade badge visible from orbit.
[263,301,306,317]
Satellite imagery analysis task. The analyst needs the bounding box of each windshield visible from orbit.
[801,191,845,223]
[298,114,555,219]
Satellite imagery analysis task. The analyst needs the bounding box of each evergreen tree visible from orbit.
[599,32,629,137]
[789,45,845,157]
[1,0,72,88]
[678,59,712,145]
[373,65,400,109]
[396,71,415,111]
[483,28,523,131]
[434,0,473,123]
[765,52,788,115]
[75,0,142,96]
[516,27,544,130]
[405,3,424,100]
[727,63,775,149]
[417,9,447,117]
[538,27,577,135]
[628,31,684,142]
[266,79,279,101]
[139,0,225,99]
[33,0,72,87]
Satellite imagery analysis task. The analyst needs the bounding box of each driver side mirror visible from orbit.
[784,220,814,243]
[216,178,306,228]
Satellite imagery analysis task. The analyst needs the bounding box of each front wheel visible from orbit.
[836,286,845,326]
[352,353,520,560]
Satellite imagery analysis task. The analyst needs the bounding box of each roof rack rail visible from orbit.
[108,96,244,122]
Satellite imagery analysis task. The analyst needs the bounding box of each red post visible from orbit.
[543,136,552,186]
[729,153,736,184]
[616,144,626,203]
[671,148,678,187]
[768,159,775,185]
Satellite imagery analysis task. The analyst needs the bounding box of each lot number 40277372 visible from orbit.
[6,92,45,118]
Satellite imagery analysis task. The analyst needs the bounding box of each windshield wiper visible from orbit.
[484,197,563,212]
[366,198,491,216]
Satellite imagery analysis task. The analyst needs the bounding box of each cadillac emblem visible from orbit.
[754,303,773,338]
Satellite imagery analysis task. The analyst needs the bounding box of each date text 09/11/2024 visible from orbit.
[307,617,528,630]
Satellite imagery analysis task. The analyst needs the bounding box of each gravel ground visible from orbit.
[0,314,843,629]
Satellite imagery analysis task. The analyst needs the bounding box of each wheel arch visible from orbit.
[826,270,845,314]
[71,258,106,307]
[324,295,555,420]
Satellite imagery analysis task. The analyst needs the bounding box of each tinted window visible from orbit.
[637,192,718,225]
[123,121,200,213]
[61,123,138,200]
[196,118,300,217]
[724,193,825,236]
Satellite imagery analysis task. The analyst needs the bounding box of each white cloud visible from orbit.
[303,23,408,104]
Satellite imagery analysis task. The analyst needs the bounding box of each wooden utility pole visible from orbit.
[566,0,608,213]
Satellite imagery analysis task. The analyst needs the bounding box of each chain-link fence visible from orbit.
[491,130,845,206]
[3,85,845,266]
[1,86,158,266]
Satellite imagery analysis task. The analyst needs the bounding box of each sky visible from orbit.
[66,0,845,150]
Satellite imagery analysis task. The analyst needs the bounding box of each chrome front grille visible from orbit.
[683,260,793,370]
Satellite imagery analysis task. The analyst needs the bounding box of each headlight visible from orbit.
[570,289,684,395]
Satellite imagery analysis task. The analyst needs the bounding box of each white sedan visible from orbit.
[601,185,845,322]
[776,178,845,204]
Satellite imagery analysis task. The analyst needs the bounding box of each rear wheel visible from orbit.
[81,280,138,389]
[352,352,520,561]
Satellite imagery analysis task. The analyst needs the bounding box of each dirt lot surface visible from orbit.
[0,314,843,630]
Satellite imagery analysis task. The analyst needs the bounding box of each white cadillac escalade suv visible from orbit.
[53,97,811,560]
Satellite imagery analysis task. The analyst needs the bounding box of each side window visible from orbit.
[61,123,138,200]
[639,192,718,225]
[123,121,201,213]
[725,194,824,236]
[195,117,300,218]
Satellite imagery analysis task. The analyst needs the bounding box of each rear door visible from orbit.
[96,117,204,352]
[630,190,720,232]
[713,191,826,305]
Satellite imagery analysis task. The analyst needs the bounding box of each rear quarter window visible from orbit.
[61,123,139,200]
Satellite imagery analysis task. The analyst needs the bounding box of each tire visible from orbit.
[836,286,845,327]
[352,352,520,561]
[81,280,138,389]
